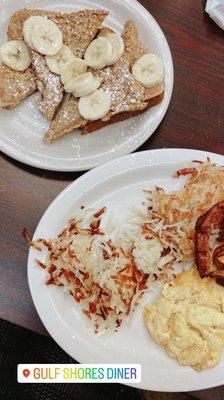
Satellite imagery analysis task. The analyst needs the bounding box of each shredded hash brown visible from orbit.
[143,159,224,263]
[24,207,173,336]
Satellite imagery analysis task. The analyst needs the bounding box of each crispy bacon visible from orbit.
[213,245,224,271]
[195,201,224,285]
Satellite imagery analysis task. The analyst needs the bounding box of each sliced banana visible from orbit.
[132,53,165,88]
[31,19,63,56]
[84,37,112,70]
[0,40,31,71]
[23,16,48,50]
[69,72,101,97]
[46,45,76,75]
[78,89,111,121]
[61,58,88,89]
[106,33,124,66]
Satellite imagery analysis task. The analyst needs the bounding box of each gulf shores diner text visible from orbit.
[17,364,141,383]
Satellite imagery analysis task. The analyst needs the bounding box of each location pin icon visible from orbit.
[23,369,30,378]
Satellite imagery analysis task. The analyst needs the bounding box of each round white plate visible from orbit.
[28,148,224,392]
[0,0,173,171]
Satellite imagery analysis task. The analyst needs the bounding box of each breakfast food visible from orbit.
[0,63,36,108]
[141,159,224,264]
[24,158,224,371]
[195,201,224,284]
[23,206,174,336]
[0,40,31,71]
[0,8,165,141]
[6,8,107,122]
[143,267,224,371]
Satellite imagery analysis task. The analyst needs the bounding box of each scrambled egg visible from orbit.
[143,267,224,371]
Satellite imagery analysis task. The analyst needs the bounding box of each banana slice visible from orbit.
[45,45,76,75]
[61,58,88,90]
[106,33,124,66]
[78,89,111,121]
[69,72,101,97]
[84,37,112,70]
[132,53,165,88]
[23,16,48,50]
[31,19,63,56]
[0,40,31,71]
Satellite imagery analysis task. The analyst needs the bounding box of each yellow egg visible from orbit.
[143,266,224,371]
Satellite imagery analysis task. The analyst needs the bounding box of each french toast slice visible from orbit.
[0,63,36,109]
[6,8,108,120]
[43,21,165,141]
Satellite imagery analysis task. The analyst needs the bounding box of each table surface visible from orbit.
[0,0,224,398]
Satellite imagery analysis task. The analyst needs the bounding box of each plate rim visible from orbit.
[0,0,174,172]
[28,148,224,392]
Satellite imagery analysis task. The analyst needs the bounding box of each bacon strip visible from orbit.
[195,201,224,285]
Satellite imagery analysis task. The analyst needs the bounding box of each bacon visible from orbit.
[213,245,224,271]
[195,201,224,285]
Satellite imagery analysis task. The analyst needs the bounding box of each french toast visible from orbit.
[5,8,108,119]
[0,9,165,142]
[0,63,36,108]
[44,21,164,141]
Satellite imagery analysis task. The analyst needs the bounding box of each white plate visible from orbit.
[28,148,224,392]
[0,0,173,171]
